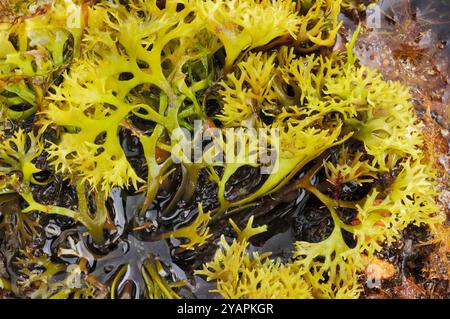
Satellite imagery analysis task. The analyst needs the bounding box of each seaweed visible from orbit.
[0,0,446,299]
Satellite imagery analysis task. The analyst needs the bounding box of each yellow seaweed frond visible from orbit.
[162,203,212,250]
[325,147,377,185]
[196,218,312,298]
[198,0,300,68]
